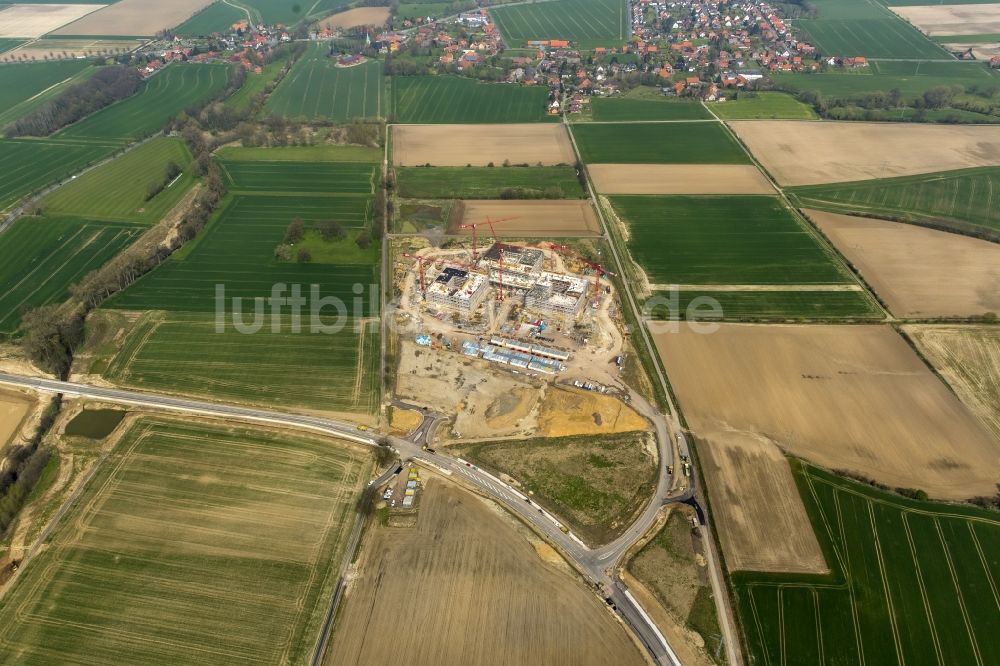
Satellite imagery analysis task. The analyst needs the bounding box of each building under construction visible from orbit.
[426,266,489,313]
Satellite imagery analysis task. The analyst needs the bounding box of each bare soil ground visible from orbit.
[539,386,648,437]
[651,323,1000,500]
[327,479,646,666]
[942,42,1000,59]
[589,164,774,194]
[0,389,34,449]
[697,432,828,573]
[53,0,212,36]
[729,121,1000,186]
[0,4,104,38]
[904,324,1000,441]
[452,199,602,237]
[392,124,576,166]
[808,209,1000,318]
[389,407,423,435]
[318,7,390,29]
[891,4,1000,36]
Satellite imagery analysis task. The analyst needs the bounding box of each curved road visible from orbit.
[0,372,680,665]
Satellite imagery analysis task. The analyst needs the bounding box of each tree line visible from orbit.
[0,395,61,537]
[6,66,142,138]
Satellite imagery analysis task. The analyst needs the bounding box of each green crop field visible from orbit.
[0,216,142,335]
[172,1,246,36]
[40,137,194,223]
[610,196,851,285]
[648,288,881,320]
[225,58,287,112]
[734,460,1000,666]
[396,3,449,21]
[216,144,383,162]
[239,0,353,25]
[395,166,586,199]
[491,0,629,49]
[0,60,90,118]
[796,0,950,59]
[265,44,383,120]
[710,92,819,120]
[0,416,371,664]
[0,39,24,54]
[391,75,552,123]
[573,122,750,164]
[57,63,230,142]
[588,98,713,121]
[773,61,1000,101]
[0,139,116,213]
[97,150,381,413]
[790,167,1000,236]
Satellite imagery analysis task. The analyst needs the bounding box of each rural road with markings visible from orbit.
[0,372,681,665]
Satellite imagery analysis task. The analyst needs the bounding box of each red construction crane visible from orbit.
[547,244,616,302]
[401,253,438,296]
[458,216,517,263]
[496,246,506,302]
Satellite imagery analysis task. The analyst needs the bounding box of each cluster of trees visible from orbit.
[7,66,142,137]
[274,217,372,262]
[499,186,564,199]
[0,397,60,536]
[793,83,1000,123]
[144,160,183,201]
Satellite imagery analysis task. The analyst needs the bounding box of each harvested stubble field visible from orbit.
[890,3,1000,36]
[0,139,115,213]
[651,324,999,499]
[0,417,372,664]
[56,63,230,142]
[455,432,657,545]
[0,216,141,335]
[904,325,1000,440]
[391,76,552,123]
[490,0,629,49]
[0,4,103,38]
[327,480,646,666]
[789,166,1000,237]
[40,137,194,223]
[808,209,1000,318]
[573,122,750,164]
[265,43,383,121]
[0,389,33,448]
[392,124,575,166]
[53,0,214,36]
[734,461,1000,666]
[696,433,827,573]
[318,7,390,28]
[589,164,774,194]
[729,121,1000,186]
[452,200,601,237]
[395,166,586,199]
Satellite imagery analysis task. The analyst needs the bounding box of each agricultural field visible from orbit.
[395,166,586,199]
[0,416,372,664]
[709,92,818,120]
[808,210,1000,318]
[734,460,1000,666]
[0,389,34,449]
[0,38,23,54]
[890,3,1000,36]
[171,1,246,36]
[0,3,104,38]
[39,137,194,223]
[455,432,657,545]
[730,120,1000,186]
[795,0,949,59]
[587,97,713,121]
[652,288,882,320]
[391,75,552,123]
[696,432,828,574]
[789,166,1000,237]
[224,58,288,112]
[219,159,377,194]
[904,325,1000,440]
[265,44,383,121]
[1,37,144,62]
[52,0,214,37]
[392,124,575,166]
[490,0,629,49]
[572,122,750,164]
[0,59,90,118]
[773,60,1000,101]
[610,196,850,286]
[0,216,141,336]
[651,324,999,500]
[216,143,382,162]
[395,2,449,21]
[239,0,353,25]
[0,139,115,213]
[327,480,645,665]
[452,200,602,237]
[318,7,390,29]
[56,63,230,143]
[589,164,774,195]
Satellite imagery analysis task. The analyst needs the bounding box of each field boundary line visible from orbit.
[812,588,824,665]
[902,513,945,665]
[934,518,983,666]
[967,523,1000,613]
[867,501,905,664]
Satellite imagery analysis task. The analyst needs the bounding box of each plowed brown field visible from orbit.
[392,124,575,166]
[452,199,602,236]
[53,0,212,36]
[589,164,774,194]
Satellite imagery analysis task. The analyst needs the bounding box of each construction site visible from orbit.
[391,218,640,443]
